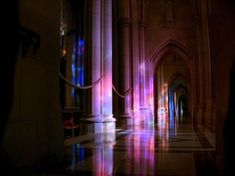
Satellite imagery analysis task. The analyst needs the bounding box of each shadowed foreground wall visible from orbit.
[212,0,235,174]
[1,0,64,169]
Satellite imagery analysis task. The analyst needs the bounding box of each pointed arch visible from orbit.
[151,40,192,121]
[150,39,191,70]
[168,72,190,88]
[168,72,191,120]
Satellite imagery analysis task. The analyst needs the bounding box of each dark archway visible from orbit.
[168,74,190,125]
[151,40,191,127]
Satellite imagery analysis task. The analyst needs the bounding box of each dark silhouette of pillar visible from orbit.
[0,0,19,174]
[224,58,235,175]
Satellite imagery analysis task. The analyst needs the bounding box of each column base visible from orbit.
[102,131,116,142]
[103,116,116,133]
[91,132,116,144]
[79,114,102,134]
[118,113,133,128]
[80,115,116,134]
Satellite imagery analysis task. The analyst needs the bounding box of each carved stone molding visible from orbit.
[164,0,175,27]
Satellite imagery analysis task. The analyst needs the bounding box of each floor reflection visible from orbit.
[66,134,115,176]
[124,126,155,175]
[92,142,114,176]
[71,144,85,169]
[64,121,216,176]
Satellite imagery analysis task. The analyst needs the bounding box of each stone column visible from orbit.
[139,23,147,114]
[102,0,116,133]
[82,0,103,134]
[81,0,115,135]
[157,65,167,128]
[118,17,132,126]
[201,0,213,130]
[130,0,140,125]
[191,53,198,126]
[146,63,154,124]
[195,18,206,126]
[157,67,162,127]
[132,27,140,125]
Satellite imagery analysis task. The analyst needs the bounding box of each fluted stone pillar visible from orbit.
[102,0,116,133]
[82,0,115,135]
[139,23,147,111]
[132,26,140,125]
[146,63,154,124]
[82,0,103,134]
[157,67,162,126]
[156,65,168,128]
[118,17,132,126]
[138,0,150,125]
[201,1,213,129]
[85,0,103,133]
[116,0,133,127]
[191,53,198,125]
[195,18,206,126]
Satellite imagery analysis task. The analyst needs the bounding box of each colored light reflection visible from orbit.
[156,83,170,151]
[169,93,175,129]
[132,75,155,125]
[69,129,157,175]
[126,126,155,175]
[132,83,140,125]
[102,72,113,116]
[71,39,85,98]
[71,52,76,97]
[145,76,155,125]
[168,88,175,129]
[77,39,84,86]
[70,144,85,171]
[158,83,169,129]
[93,142,114,176]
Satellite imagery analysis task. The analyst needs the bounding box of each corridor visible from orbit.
[38,122,217,176]
[2,1,235,175]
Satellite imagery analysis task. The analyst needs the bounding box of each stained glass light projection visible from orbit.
[158,83,169,129]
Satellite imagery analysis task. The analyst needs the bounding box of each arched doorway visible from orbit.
[150,40,191,129]
[168,75,190,126]
[177,95,188,122]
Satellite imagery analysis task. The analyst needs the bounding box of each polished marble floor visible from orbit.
[36,122,217,176]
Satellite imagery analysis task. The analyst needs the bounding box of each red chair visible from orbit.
[63,111,79,138]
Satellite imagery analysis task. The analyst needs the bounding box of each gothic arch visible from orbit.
[151,40,192,121]
[168,72,190,87]
[150,39,191,71]
[168,73,191,120]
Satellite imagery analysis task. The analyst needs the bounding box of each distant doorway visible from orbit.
[151,41,191,129]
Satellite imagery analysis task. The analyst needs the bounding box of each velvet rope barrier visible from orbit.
[112,84,132,98]
[59,73,104,89]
